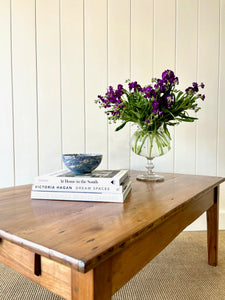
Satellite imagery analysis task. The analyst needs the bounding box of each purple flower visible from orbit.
[192,82,199,92]
[98,95,104,102]
[165,94,174,107]
[152,100,160,115]
[128,81,138,90]
[161,70,179,86]
[199,94,205,101]
[95,70,205,129]
[128,81,143,92]
[162,70,175,80]
[107,86,114,94]
[143,86,156,99]
[115,84,124,97]
[154,79,167,93]
[185,86,194,94]
[97,84,125,119]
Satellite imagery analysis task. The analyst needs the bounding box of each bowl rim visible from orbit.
[62,153,102,158]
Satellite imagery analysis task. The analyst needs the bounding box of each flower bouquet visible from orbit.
[95,70,205,181]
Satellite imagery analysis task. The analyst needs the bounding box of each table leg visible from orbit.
[71,259,112,299]
[207,186,219,266]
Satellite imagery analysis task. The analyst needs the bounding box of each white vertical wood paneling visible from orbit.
[36,0,62,174]
[0,0,14,187]
[218,0,225,213]
[175,0,198,174]
[187,0,220,230]
[131,0,154,85]
[154,0,176,173]
[108,0,130,169]
[60,0,85,154]
[218,0,225,178]
[196,0,220,176]
[85,0,108,169]
[130,0,154,172]
[0,0,224,229]
[154,0,176,75]
[11,0,38,185]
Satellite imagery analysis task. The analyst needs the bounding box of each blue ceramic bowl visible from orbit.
[62,154,102,174]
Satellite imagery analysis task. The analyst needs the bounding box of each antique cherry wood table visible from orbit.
[0,171,224,299]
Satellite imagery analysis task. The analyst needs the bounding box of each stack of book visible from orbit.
[31,169,131,203]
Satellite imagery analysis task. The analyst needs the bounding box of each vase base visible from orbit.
[136,173,164,182]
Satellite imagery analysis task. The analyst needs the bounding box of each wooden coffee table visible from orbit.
[0,171,224,299]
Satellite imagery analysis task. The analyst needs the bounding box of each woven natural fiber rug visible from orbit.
[1,231,225,300]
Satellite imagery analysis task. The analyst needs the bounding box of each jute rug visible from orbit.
[1,231,225,300]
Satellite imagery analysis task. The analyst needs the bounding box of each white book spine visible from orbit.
[32,178,130,194]
[31,182,132,203]
[33,184,119,194]
[31,186,131,203]
[35,169,129,186]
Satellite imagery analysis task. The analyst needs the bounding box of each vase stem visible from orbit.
[146,158,155,176]
[136,157,164,182]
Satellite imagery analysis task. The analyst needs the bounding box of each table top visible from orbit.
[0,171,224,273]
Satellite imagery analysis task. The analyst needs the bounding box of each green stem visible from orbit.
[133,132,139,153]
[132,126,172,158]
[155,134,164,156]
[148,133,154,158]
[136,133,148,154]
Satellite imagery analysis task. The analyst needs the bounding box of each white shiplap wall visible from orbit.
[0,0,225,229]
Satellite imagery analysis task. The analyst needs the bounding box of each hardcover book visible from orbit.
[34,169,129,186]
[31,180,132,203]
[32,176,130,194]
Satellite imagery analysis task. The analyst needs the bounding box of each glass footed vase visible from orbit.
[131,128,171,181]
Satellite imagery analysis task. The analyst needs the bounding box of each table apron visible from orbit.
[0,239,72,299]
[111,188,215,294]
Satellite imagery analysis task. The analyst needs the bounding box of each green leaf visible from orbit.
[115,121,127,131]
[163,124,171,140]
[132,111,141,119]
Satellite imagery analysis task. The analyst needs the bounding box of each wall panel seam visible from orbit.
[107,0,109,169]
[83,0,87,153]
[174,0,178,174]
[216,0,222,176]
[152,0,155,76]
[129,0,132,170]
[195,0,200,175]
[9,0,15,186]
[59,0,63,167]
[34,0,40,176]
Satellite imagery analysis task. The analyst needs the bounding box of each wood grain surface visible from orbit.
[0,171,224,274]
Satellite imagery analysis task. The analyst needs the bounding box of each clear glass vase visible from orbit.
[131,128,171,181]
